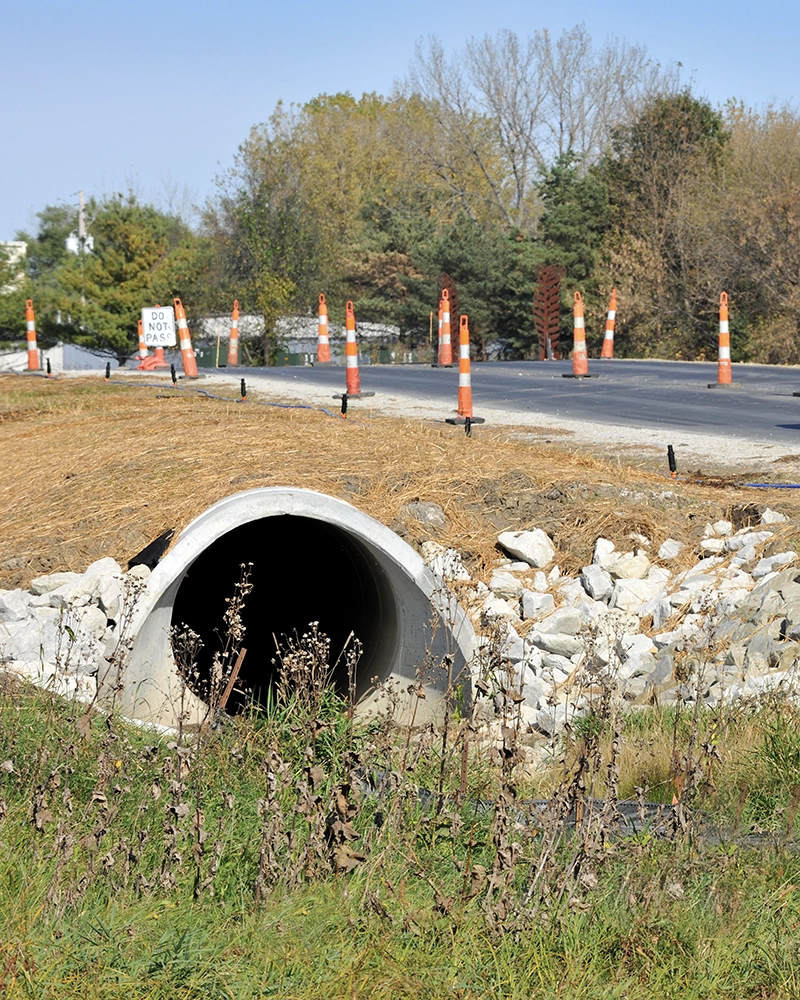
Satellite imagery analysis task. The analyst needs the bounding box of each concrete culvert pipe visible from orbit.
[111,488,475,728]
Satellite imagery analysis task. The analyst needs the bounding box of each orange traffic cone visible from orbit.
[708,292,741,388]
[717,292,731,384]
[572,292,588,376]
[562,291,597,379]
[317,294,330,363]
[136,318,150,365]
[600,288,617,359]
[435,299,442,366]
[345,300,360,395]
[439,289,453,367]
[333,301,375,410]
[457,315,473,418]
[445,314,485,433]
[174,297,199,378]
[227,300,240,366]
[25,299,39,371]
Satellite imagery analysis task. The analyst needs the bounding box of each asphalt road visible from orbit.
[232,359,800,447]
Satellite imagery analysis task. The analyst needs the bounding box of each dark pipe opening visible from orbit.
[170,515,399,712]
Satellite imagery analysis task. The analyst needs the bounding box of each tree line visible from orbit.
[2,26,800,365]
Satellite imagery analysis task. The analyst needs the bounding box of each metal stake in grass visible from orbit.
[240,378,246,402]
[171,363,177,386]
[668,445,677,479]
[104,362,110,382]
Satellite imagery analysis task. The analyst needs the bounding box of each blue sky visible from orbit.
[1,0,797,238]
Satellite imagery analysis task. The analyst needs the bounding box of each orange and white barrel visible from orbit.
[457,315,473,418]
[717,292,732,384]
[440,289,453,366]
[345,300,360,395]
[317,293,330,363]
[572,291,589,376]
[600,288,617,359]
[227,299,240,366]
[174,297,199,378]
[25,299,39,371]
[137,318,149,360]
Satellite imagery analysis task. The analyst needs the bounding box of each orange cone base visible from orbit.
[446,416,485,425]
[138,357,170,371]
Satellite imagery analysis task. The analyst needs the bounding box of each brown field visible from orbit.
[2,371,799,591]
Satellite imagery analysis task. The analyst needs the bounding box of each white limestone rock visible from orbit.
[78,605,110,641]
[725,530,773,551]
[658,538,684,561]
[580,564,613,602]
[611,578,666,613]
[592,538,619,571]
[531,571,549,592]
[752,552,797,580]
[126,563,151,580]
[422,541,471,582]
[521,590,555,621]
[612,552,651,581]
[557,578,589,606]
[528,631,584,657]
[540,653,573,683]
[730,544,758,569]
[30,572,81,596]
[704,520,733,538]
[83,557,124,580]
[761,508,788,525]
[481,594,521,622]
[537,607,583,635]
[0,590,32,623]
[518,668,552,709]
[490,571,524,599]
[497,529,556,568]
[572,595,608,624]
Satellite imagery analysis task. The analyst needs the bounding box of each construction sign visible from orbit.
[141,306,176,347]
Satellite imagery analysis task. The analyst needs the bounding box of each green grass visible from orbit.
[2,681,800,998]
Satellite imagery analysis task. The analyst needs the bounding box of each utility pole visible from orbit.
[78,191,86,246]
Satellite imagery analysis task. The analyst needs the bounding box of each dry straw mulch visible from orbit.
[1,373,799,590]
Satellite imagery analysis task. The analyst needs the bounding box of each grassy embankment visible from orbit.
[1,373,800,997]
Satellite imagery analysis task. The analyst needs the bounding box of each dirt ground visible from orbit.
[1,371,799,591]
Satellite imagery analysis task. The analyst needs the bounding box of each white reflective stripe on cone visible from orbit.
[177,319,188,329]
[319,335,329,343]
[604,332,614,340]
[231,320,239,329]
[459,374,471,387]
[180,338,192,351]
[719,346,731,359]
[607,311,616,320]
[443,312,450,322]
[319,315,327,324]
[460,345,469,359]
[346,356,358,367]
[442,335,451,344]
[574,317,585,328]
[27,321,35,331]
[720,321,729,333]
